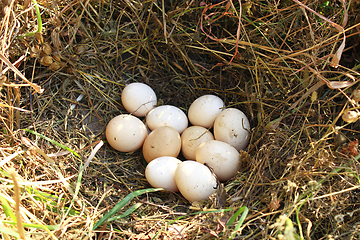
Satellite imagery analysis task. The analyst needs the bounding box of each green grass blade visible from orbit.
[24,223,59,230]
[32,0,42,33]
[63,163,84,220]
[296,199,307,239]
[22,0,43,37]
[93,188,164,230]
[24,186,80,217]
[24,129,81,159]
[0,196,16,222]
[228,206,249,240]
[0,225,20,238]
[108,202,143,222]
[2,221,59,230]
[227,206,247,226]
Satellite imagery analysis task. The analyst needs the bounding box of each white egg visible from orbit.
[145,156,182,192]
[175,161,217,202]
[106,114,148,152]
[196,140,240,182]
[146,105,188,134]
[213,108,250,151]
[121,82,157,117]
[181,126,214,160]
[188,95,224,128]
[142,126,181,163]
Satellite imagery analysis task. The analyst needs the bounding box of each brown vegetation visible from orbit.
[1,0,360,239]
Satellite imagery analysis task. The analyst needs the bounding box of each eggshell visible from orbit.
[145,156,182,192]
[175,161,217,202]
[213,108,250,151]
[106,114,148,152]
[146,105,188,134]
[121,82,157,117]
[196,140,240,181]
[181,126,214,160]
[188,95,224,128]
[142,126,181,163]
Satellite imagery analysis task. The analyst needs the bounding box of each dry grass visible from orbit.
[1,0,360,239]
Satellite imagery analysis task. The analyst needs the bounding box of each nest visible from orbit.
[1,0,360,239]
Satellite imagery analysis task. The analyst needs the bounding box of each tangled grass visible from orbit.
[1,0,360,239]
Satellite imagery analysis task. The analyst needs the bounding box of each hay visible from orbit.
[1,0,360,239]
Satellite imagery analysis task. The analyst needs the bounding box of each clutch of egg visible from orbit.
[106,83,251,202]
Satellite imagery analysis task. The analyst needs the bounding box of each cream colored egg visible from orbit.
[214,108,250,151]
[196,140,240,182]
[181,126,214,160]
[121,82,157,117]
[106,114,148,152]
[146,105,188,134]
[175,161,217,202]
[188,95,224,128]
[142,126,181,163]
[145,156,182,192]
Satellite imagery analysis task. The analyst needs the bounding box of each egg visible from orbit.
[145,156,182,192]
[146,105,188,134]
[188,95,224,128]
[181,126,214,160]
[106,114,148,152]
[196,140,240,182]
[213,108,250,151]
[175,161,217,202]
[142,126,181,163]
[121,82,157,117]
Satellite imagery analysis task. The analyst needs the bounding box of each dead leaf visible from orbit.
[326,80,353,89]
[340,139,359,156]
[330,29,346,68]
